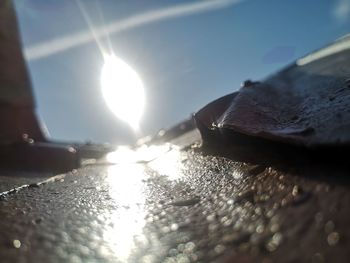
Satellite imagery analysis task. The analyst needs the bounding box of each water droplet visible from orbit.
[272,232,283,244]
[256,224,265,234]
[327,232,339,246]
[266,232,283,252]
[266,241,277,252]
[67,146,76,153]
[292,185,299,196]
[22,133,34,144]
[170,223,179,231]
[13,239,21,248]
[206,213,216,222]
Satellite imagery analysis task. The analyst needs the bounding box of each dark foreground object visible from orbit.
[0,128,349,263]
[195,35,350,148]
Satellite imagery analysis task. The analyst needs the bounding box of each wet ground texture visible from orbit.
[0,128,349,263]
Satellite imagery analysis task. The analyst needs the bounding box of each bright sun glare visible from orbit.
[101,54,145,130]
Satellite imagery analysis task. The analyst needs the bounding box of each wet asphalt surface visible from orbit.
[0,130,349,263]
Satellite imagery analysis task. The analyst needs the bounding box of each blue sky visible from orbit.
[14,0,350,144]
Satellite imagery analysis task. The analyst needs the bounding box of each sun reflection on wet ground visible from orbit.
[106,144,172,164]
[105,144,186,183]
[148,147,183,181]
[97,144,187,261]
[100,143,186,261]
[104,164,147,261]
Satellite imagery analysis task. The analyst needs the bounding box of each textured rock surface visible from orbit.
[196,36,350,147]
[0,130,349,262]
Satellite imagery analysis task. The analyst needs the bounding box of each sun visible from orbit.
[100,54,145,130]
